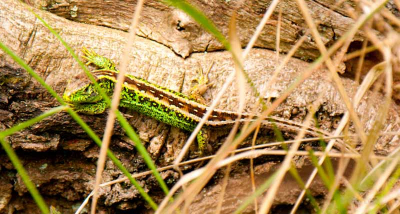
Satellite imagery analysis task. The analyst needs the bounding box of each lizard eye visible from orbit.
[85,86,93,94]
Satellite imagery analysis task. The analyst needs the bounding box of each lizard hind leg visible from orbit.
[196,128,211,156]
[188,62,215,105]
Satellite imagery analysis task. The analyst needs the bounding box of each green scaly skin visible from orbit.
[64,48,208,155]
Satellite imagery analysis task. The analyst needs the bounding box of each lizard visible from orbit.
[63,48,331,156]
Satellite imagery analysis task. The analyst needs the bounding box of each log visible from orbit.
[0,0,399,213]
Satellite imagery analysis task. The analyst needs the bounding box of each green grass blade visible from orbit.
[308,148,332,187]
[161,0,230,51]
[369,166,400,212]
[233,172,277,214]
[116,111,170,195]
[318,139,335,182]
[68,109,158,209]
[0,138,49,214]
[288,163,321,213]
[23,5,108,104]
[27,5,170,197]
[162,0,289,147]
[0,41,62,103]
[0,40,158,209]
[0,106,68,138]
[0,106,70,214]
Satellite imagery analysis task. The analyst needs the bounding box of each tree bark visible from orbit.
[26,0,365,59]
[0,0,399,213]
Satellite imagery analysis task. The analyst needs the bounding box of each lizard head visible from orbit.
[63,72,103,104]
[63,83,103,104]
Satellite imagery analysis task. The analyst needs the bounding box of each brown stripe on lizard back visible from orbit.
[92,70,214,120]
[91,70,254,127]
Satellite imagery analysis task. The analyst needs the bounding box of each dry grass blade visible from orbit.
[288,1,391,212]
[214,13,245,214]
[249,125,261,214]
[162,65,234,214]
[296,0,367,145]
[355,155,399,214]
[173,72,235,166]
[177,18,248,213]
[90,1,144,213]
[4,0,400,212]
[173,0,279,167]
[344,45,378,61]
[276,7,282,59]
[242,0,280,58]
[75,192,93,214]
[235,0,384,166]
[379,189,400,213]
[290,60,387,213]
[361,141,400,188]
[166,2,282,211]
[216,150,373,167]
[349,40,394,212]
[321,156,352,212]
[355,40,369,83]
[92,134,388,189]
[258,93,323,213]
[229,14,245,115]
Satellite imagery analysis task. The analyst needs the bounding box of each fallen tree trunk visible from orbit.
[0,0,399,213]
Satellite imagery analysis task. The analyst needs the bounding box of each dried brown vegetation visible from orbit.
[0,0,400,213]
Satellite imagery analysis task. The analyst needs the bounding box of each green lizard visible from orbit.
[63,49,324,155]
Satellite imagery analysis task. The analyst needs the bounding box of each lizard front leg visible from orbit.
[82,48,117,71]
[72,100,108,115]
